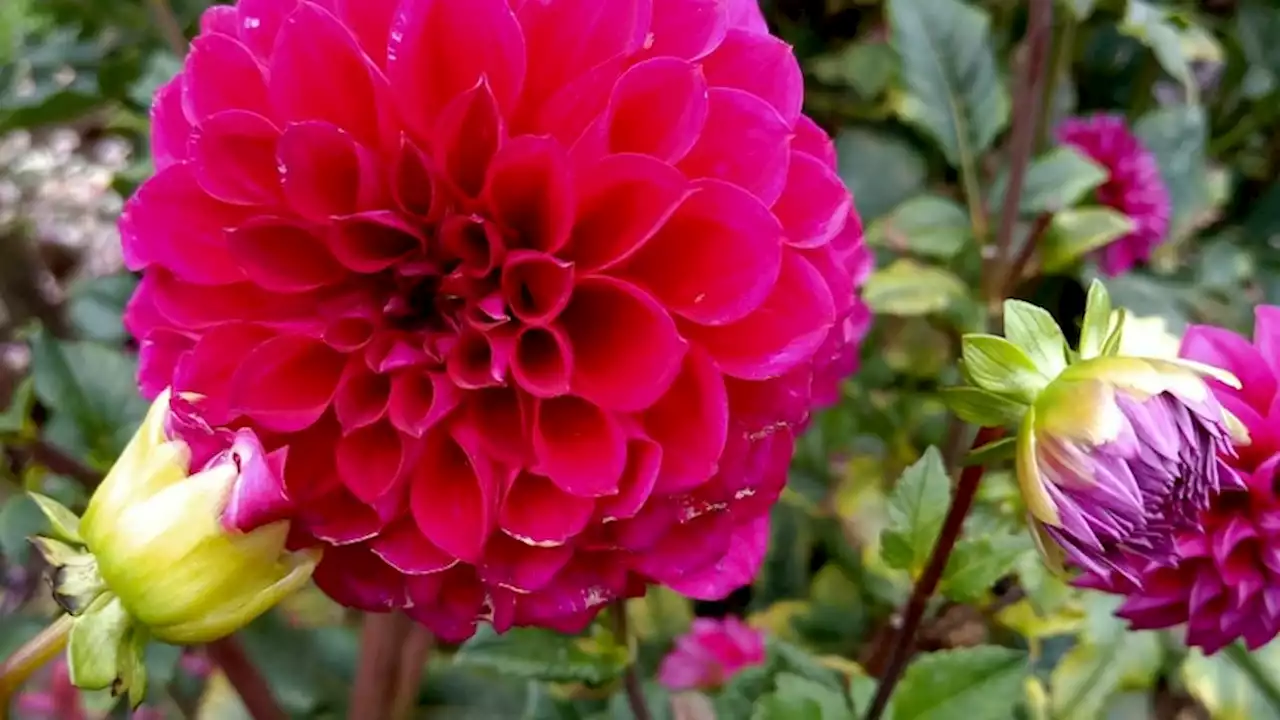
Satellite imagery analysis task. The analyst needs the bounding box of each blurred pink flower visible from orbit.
[122,0,869,641]
[658,617,766,690]
[1056,113,1170,276]
[1079,306,1280,653]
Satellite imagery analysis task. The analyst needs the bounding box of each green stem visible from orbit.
[0,614,74,718]
[1225,642,1280,715]
[610,601,651,720]
[1034,14,1075,151]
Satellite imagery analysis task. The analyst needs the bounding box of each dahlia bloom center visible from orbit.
[121,0,870,641]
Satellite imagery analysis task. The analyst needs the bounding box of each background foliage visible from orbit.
[3,0,1280,717]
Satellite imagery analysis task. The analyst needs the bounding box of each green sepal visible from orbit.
[1078,280,1113,360]
[960,334,1049,402]
[68,594,133,691]
[115,626,150,709]
[29,535,84,567]
[940,387,1028,427]
[962,436,1018,467]
[1100,308,1126,357]
[30,536,106,615]
[1003,300,1068,379]
[27,492,84,545]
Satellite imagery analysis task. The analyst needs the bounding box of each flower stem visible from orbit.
[206,637,286,720]
[389,624,433,720]
[988,0,1054,307]
[1225,642,1280,715]
[351,612,411,720]
[862,427,1004,720]
[610,601,651,720]
[0,613,73,716]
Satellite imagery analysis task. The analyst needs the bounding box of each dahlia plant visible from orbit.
[5,0,1280,717]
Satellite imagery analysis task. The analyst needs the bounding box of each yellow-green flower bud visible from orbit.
[29,389,319,705]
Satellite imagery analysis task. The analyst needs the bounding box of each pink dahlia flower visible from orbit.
[1055,114,1170,277]
[1079,306,1280,653]
[658,617,765,690]
[122,0,869,641]
[14,658,165,720]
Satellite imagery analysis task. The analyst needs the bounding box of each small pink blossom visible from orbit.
[658,617,766,690]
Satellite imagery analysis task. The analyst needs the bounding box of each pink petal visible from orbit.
[234,0,300,60]
[329,211,423,273]
[446,327,512,389]
[389,371,460,437]
[500,471,595,545]
[512,325,573,398]
[597,437,661,521]
[689,249,836,380]
[1254,305,1280,381]
[278,121,386,220]
[331,0,399,66]
[647,0,728,60]
[480,534,573,592]
[325,316,375,352]
[334,358,392,430]
[268,2,387,146]
[174,322,274,425]
[562,153,690,272]
[199,4,239,36]
[663,517,768,599]
[620,179,782,326]
[594,57,708,164]
[312,544,408,611]
[120,165,248,284]
[146,270,326,333]
[679,87,791,206]
[370,517,459,575]
[387,0,526,137]
[138,329,193,400]
[1181,324,1275,413]
[391,136,448,223]
[515,0,651,120]
[483,136,574,252]
[773,150,852,248]
[529,55,625,148]
[633,510,735,583]
[562,277,687,412]
[439,216,505,276]
[405,567,486,641]
[725,0,769,33]
[151,76,191,171]
[226,217,346,292]
[278,412,343,503]
[336,420,407,503]
[222,432,293,532]
[188,110,282,206]
[501,251,574,325]
[644,349,729,493]
[700,29,803,125]
[182,33,269,122]
[461,387,531,467]
[231,335,346,432]
[533,395,627,497]
[432,80,506,198]
[410,425,498,563]
[793,115,837,168]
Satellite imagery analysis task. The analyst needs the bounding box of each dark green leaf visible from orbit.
[892,646,1029,720]
[1238,0,1280,79]
[1121,2,1194,98]
[753,673,854,720]
[836,128,928,222]
[454,625,629,685]
[863,260,969,316]
[939,387,1026,427]
[887,0,1008,168]
[809,42,898,101]
[941,534,1033,603]
[0,493,47,563]
[989,147,1108,215]
[1040,207,1136,273]
[867,195,972,259]
[1134,106,1212,241]
[0,375,34,434]
[66,273,139,344]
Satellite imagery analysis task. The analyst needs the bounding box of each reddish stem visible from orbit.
[207,638,286,720]
[351,613,411,720]
[862,427,1005,720]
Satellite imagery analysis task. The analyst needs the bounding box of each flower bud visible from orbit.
[29,389,319,705]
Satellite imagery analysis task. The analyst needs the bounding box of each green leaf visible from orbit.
[886,0,1009,168]
[66,273,139,344]
[867,195,972,259]
[0,494,48,563]
[1079,279,1113,360]
[1039,207,1136,273]
[892,646,1029,720]
[1183,640,1280,720]
[1120,1,1194,99]
[69,595,133,691]
[454,625,629,685]
[962,436,1017,467]
[989,147,1108,215]
[1238,0,1280,79]
[941,534,1033,603]
[716,663,775,720]
[836,127,928,222]
[1133,106,1212,242]
[1065,0,1097,20]
[881,447,950,574]
[939,387,1026,427]
[809,42,898,101]
[1003,300,1068,379]
[0,376,34,434]
[28,327,149,466]
[863,260,969,316]
[27,491,83,544]
[753,673,854,720]
[960,334,1049,401]
[1051,595,1163,720]
[772,640,847,693]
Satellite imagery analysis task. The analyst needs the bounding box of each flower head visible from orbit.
[1056,113,1170,276]
[1079,306,1280,653]
[29,391,318,703]
[657,616,765,691]
[122,0,868,639]
[1018,355,1243,582]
